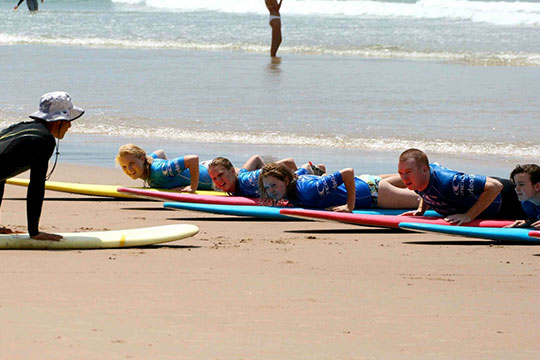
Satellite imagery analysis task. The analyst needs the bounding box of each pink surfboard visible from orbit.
[529,230,540,239]
[279,208,514,229]
[117,187,260,206]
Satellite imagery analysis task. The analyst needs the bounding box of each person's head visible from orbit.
[116,144,151,180]
[29,91,84,139]
[510,164,540,202]
[208,157,238,193]
[398,148,431,192]
[259,162,297,204]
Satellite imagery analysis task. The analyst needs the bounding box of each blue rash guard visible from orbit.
[289,171,373,209]
[522,201,540,222]
[236,167,309,198]
[147,154,213,190]
[417,163,503,217]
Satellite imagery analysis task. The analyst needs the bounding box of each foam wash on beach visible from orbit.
[0,0,538,176]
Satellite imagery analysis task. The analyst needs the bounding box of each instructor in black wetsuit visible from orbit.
[0,91,84,241]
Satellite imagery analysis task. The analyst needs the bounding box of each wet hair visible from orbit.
[258,162,298,205]
[399,148,429,168]
[208,157,235,171]
[510,164,540,185]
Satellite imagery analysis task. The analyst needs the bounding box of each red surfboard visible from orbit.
[279,208,514,229]
[529,230,540,239]
[117,187,259,206]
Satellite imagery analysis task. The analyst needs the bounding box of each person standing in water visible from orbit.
[265,0,283,57]
[14,0,43,11]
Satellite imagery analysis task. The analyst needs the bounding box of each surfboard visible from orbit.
[27,0,38,11]
[6,178,225,199]
[118,187,257,205]
[0,224,199,250]
[399,222,539,242]
[529,230,540,239]
[163,202,435,220]
[279,209,514,229]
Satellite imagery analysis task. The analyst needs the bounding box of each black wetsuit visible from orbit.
[0,121,55,236]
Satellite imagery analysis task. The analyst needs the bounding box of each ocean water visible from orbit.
[0,0,539,177]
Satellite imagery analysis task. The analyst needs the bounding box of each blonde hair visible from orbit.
[258,162,297,205]
[115,144,154,179]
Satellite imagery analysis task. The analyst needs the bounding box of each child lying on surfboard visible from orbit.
[208,156,326,198]
[258,162,420,212]
[116,144,213,193]
[505,164,540,230]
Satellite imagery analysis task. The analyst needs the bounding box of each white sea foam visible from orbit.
[111,0,540,27]
[51,122,540,159]
[1,33,538,66]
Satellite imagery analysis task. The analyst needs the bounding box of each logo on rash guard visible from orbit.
[452,174,465,196]
[247,172,258,186]
[316,174,337,197]
[467,175,476,196]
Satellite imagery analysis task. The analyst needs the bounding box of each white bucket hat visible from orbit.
[29,91,85,122]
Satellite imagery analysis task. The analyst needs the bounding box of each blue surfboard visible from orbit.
[164,202,441,220]
[399,222,539,242]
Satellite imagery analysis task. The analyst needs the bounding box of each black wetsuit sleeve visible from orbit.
[0,181,5,208]
[26,154,50,236]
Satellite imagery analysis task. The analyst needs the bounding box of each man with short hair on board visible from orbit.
[383,148,524,225]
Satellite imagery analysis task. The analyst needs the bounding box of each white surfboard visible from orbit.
[0,224,199,250]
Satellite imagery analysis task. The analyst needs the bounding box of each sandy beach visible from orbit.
[0,163,538,359]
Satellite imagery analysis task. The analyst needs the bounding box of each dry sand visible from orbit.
[0,164,538,359]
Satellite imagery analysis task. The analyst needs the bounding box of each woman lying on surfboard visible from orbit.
[116,144,213,192]
[208,156,326,198]
[258,162,420,212]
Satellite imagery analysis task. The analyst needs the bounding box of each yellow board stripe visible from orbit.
[120,235,126,247]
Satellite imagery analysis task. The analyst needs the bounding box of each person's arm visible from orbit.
[242,155,264,172]
[444,177,503,225]
[27,155,62,241]
[151,149,167,160]
[401,198,429,216]
[14,0,24,10]
[330,168,355,212]
[276,0,283,11]
[504,219,532,228]
[532,220,540,230]
[0,181,14,234]
[179,155,199,193]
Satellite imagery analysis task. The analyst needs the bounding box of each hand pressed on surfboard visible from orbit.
[31,232,63,241]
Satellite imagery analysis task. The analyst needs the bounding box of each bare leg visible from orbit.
[381,174,407,188]
[270,19,282,57]
[377,178,420,209]
[276,158,297,171]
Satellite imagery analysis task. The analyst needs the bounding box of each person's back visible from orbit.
[147,156,213,190]
[0,121,56,178]
[293,172,372,209]
[418,163,502,217]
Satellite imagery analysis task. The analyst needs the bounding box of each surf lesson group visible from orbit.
[0,91,538,243]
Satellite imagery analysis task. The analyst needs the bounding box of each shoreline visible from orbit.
[0,163,538,359]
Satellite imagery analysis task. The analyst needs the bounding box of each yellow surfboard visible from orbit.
[6,178,226,198]
[0,224,199,250]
